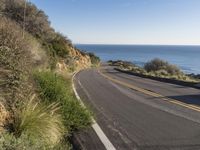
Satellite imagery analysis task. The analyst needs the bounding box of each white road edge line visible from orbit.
[72,71,116,150]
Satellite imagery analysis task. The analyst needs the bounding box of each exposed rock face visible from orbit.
[56,47,92,72]
[69,47,91,69]
[0,102,9,132]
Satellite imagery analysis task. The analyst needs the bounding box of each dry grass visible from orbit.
[0,16,48,109]
[13,94,65,145]
[113,59,199,83]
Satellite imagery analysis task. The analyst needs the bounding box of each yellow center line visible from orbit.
[99,69,200,112]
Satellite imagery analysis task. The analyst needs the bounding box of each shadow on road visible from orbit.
[167,94,200,106]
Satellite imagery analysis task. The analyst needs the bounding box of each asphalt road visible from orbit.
[74,65,200,150]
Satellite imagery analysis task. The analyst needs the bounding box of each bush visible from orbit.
[144,58,168,72]
[0,132,71,150]
[34,71,92,133]
[131,66,147,74]
[62,98,92,131]
[144,58,182,75]
[2,0,54,41]
[1,0,73,60]
[0,133,48,150]
[165,64,182,75]
[50,33,71,58]
[112,59,198,82]
[34,71,70,103]
[154,69,169,76]
[0,16,46,109]
[88,52,100,66]
[12,94,64,146]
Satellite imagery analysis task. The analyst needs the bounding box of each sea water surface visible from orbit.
[76,44,200,74]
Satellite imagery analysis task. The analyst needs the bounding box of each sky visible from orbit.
[30,0,200,45]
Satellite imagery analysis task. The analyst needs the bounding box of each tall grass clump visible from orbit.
[12,95,64,146]
[34,71,92,133]
[0,94,66,149]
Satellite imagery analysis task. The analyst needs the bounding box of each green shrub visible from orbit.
[51,33,70,58]
[34,71,92,133]
[1,0,73,62]
[0,132,71,150]
[165,64,182,75]
[130,66,146,74]
[144,58,167,72]
[12,94,64,146]
[144,58,182,75]
[108,60,131,67]
[62,98,92,131]
[2,0,54,41]
[113,59,198,82]
[88,52,100,66]
[33,71,70,103]
[0,133,47,150]
[154,69,169,76]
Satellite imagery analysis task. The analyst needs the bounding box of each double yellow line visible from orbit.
[99,70,200,112]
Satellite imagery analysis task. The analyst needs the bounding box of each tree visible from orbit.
[3,0,54,40]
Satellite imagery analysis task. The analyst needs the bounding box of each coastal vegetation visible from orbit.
[87,52,101,66]
[144,58,181,75]
[34,71,92,132]
[109,59,199,83]
[0,0,98,149]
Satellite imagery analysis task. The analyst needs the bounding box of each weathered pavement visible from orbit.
[73,65,200,150]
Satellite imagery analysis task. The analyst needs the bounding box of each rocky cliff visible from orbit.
[56,46,92,72]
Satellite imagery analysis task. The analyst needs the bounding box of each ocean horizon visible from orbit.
[76,44,200,75]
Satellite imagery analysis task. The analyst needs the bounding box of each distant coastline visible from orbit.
[75,43,200,47]
[76,44,200,74]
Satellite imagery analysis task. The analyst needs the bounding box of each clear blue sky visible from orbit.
[30,0,200,45]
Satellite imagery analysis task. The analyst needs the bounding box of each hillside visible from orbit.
[0,0,99,149]
[0,0,97,71]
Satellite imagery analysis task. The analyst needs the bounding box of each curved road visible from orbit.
[74,65,200,150]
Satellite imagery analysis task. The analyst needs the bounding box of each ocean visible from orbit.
[76,44,200,74]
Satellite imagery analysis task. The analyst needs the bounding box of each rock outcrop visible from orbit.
[69,47,91,69]
[57,47,92,72]
[0,102,9,132]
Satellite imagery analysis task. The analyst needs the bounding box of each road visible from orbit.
[73,65,200,150]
